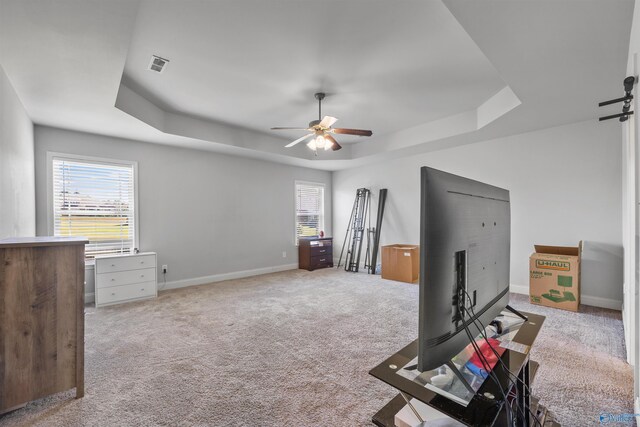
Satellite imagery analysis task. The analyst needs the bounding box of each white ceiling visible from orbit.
[122,0,505,141]
[0,0,634,170]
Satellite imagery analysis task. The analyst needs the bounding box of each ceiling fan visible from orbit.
[271,92,373,153]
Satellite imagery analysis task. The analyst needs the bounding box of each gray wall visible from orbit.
[0,65,35,239]
[333,119,623,309]
[34,126,332,297]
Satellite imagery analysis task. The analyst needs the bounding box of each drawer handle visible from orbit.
[319,250,326,253]
[320,259,326,262]
[140,274,145,278]
[111,278,115,281]
[111,292,115,296]
[111,264,116,267]
[141,288,145,291]
[140,261,144,264]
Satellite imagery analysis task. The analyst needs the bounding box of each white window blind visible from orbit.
[295,182,325,244]
[52,157,136,259]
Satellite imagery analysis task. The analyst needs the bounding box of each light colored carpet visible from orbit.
[0,269,632,426]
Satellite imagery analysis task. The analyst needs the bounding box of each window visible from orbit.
[50,154,137,260]
[295,181,325,244]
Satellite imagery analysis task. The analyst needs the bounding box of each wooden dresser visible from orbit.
[0,236,87,413]
[94,252,157,307]
[298,237,333,271]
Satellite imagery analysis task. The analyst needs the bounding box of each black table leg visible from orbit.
[517,359,531,427]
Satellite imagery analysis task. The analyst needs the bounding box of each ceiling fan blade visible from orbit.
[271,127,309,131]
[319,116,338,128]
[324,134,342,151]
[332,128,373,137]
[285,133,314,148]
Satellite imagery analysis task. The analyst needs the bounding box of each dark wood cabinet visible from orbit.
[0,236,87,413]
[298,237,333,271]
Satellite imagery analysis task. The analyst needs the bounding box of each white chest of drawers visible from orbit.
[94,252,157,307]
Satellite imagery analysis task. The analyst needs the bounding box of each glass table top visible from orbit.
[394,311,526,406]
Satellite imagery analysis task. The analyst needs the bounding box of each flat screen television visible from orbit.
[418,167,511,372]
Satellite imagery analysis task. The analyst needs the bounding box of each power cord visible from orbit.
[460,297,539,408]
[457,298,515,426]
[460,289,543,427]
[460,317,514,426]
[457,290,540,426]
[461,304,539,426]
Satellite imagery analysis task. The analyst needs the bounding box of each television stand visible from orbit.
[369,310,547,426]
[505,304,528,321]
[445,361,476,396]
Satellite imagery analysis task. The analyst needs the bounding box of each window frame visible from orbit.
[46,151,140,263]
[294,180,325,246]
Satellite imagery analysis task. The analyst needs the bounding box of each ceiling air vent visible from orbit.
[148,55,169,73]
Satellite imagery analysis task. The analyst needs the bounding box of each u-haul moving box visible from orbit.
[529,243,581,312]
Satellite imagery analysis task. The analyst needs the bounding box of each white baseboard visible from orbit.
[623,302,634,364]
[160,263,299,291]
[581,294,623,311]
[84,264,299,303]
[85,292,95,304]
[509,284,529,295]
[509,284,622,311]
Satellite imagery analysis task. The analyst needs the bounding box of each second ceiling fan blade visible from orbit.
[324,134,342,151]
[285,133,314,148]
[332,128,373,137]
[271,127,309,130]
[319,116,338,128]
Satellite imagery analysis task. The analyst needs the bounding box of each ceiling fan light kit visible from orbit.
[307,134,332,151]
[271,92,373,155]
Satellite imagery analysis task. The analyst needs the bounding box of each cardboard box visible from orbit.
[529,243,581,312]
[382,244,419,283]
